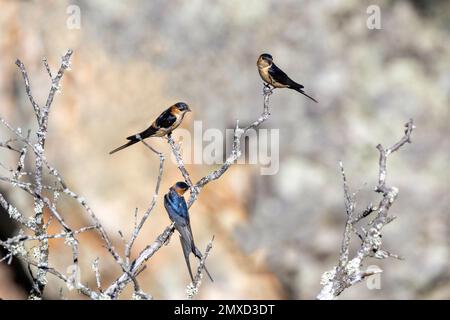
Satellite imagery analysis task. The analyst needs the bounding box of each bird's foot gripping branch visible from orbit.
[317,119,414,300]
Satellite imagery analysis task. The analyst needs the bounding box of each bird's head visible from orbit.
[172,181,190,196]
[257,53,273,68]
[174,102,191,113]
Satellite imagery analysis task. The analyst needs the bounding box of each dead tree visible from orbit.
[0,49,272,299]
[317,119,414,299]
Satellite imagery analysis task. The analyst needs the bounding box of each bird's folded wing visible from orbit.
[155,109,177,129]
[269,63,303,88]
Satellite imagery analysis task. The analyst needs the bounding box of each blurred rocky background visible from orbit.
[0,0,448,299]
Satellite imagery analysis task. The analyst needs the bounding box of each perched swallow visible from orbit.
[257,53,318,103]
[109,102,191,154]
[164,181,214,283]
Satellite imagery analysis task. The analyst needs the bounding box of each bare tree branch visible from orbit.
[187,236,214,300]
[124,140,165,267]
[1,50,130,299]
[14,50,74,298]
[15,59,41,120]
[317,119,414,300]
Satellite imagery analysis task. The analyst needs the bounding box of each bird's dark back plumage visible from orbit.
[164,190,190,223]
[269,63,302,89]
[155,108,177,129]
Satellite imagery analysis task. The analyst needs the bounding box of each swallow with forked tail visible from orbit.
[257,53,318,103]
[164,181,214,283]
[109,102,191,154]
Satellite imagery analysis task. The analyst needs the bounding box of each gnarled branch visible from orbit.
[317,119,414,300]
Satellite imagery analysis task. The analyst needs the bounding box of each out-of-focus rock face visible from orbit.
[0,0,448,299]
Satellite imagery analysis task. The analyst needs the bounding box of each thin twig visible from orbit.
[125,140,165,266]
[187,236,214,299]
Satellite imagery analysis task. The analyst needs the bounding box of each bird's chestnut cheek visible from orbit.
[174,187,187,196]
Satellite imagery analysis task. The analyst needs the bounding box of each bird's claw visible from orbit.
[263,83,274,95]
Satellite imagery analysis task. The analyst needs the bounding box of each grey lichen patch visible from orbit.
[345,258,362,278]
[320,267,337,285]
[186,281,200,300]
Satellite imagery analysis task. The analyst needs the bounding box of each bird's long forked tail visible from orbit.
[180,236,196,283]
[180,236,214,283]
[110,126,156,155]
[109,139,139,155]
[299,90,318,103]
[290,83,318,103]
[202,263,214,282]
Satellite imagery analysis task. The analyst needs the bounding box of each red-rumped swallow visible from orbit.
[109,102,191,154]
[257,53,318,103]
[164,182,214,283]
